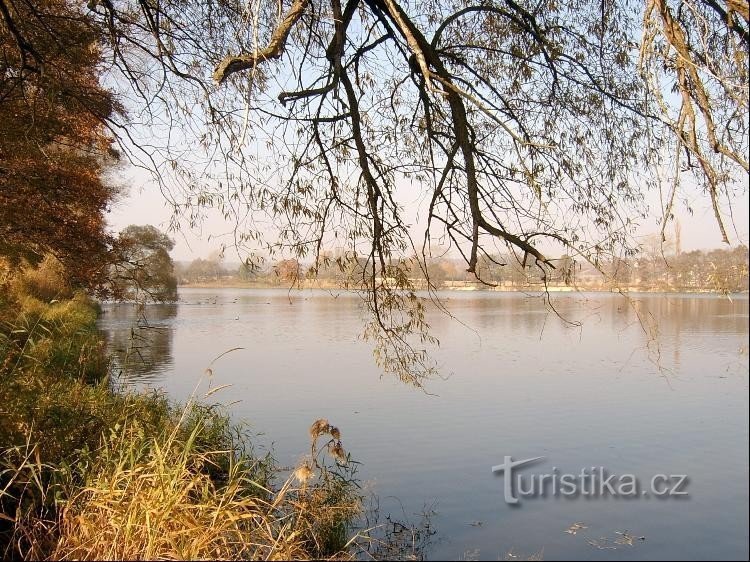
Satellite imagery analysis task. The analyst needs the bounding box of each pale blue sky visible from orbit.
[109,162,749,262]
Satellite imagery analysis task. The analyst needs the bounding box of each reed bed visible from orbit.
[2,258,427,560]
[50,416,360,560]
[3,406,364,560]
[0,258,432,560]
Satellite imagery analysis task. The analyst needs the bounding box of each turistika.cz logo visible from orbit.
[491,456,689,505]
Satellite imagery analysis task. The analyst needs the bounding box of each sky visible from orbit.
[108,162,750,263]
[101,5,750,266]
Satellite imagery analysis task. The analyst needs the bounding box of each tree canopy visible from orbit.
[83,0,747,262]
[111,225,179,302]
[0,0,121,289]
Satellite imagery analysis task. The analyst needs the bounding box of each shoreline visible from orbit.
[176,281,747,295]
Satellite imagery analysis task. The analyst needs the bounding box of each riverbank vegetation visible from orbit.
[1,259,422,560]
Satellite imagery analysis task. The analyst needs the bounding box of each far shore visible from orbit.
[177,280,746,294]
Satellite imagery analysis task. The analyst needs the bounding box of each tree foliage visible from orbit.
[0,0,121,289]
[176,256,228,284]
[111,225,178,302]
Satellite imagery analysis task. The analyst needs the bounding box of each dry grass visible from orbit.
[53,422,297,560]
[8,257,74,303]
[3,408,364,561]
[2,258,429,561]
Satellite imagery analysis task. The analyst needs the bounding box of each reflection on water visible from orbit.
[102,303,177,383]
[98,290,749,561]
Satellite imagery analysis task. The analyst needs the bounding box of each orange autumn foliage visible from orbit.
[0,0,121,290]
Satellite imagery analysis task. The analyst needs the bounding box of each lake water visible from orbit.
[99,289,749,560]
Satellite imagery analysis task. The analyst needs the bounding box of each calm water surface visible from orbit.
[99,289,749,560]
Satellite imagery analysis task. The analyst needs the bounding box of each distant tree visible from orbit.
[706,245,750,294]
[181,256,227,283]
[425,260,448,288]
[475,254,505,285]
[555,255,576,285]
[609,257,631,287]
[238,261,258,281]
[111,225,178,302]
[275,259,301,284]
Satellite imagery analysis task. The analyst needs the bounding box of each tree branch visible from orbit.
[213,0,309,84]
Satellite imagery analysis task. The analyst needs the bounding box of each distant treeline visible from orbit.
[176,245,749,293]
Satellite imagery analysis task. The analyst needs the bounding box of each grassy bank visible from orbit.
[0,259,412,560]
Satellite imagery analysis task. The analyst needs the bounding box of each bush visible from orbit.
[9,257,74,303]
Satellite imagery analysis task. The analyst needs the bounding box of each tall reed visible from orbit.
[1,258,428,560]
